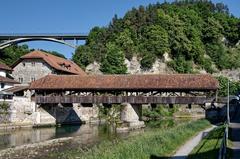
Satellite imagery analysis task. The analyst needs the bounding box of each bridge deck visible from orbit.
[0,33,88,40]
[35,95,218,105]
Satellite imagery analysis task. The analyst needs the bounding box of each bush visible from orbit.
[167,56,193,73]
[216,76,240,96]
[143,105,179,119]
[0,102,9,123]
[140,53,156,70]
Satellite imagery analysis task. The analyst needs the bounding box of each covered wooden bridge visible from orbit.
[30,74,219,105]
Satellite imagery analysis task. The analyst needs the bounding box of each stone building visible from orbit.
[0,63,19,91]
[11,50,86,84]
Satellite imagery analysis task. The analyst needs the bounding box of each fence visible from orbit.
[218,124,228,159]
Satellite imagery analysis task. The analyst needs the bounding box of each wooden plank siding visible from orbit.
[35,95,216,104]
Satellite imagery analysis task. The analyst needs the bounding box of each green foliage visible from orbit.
[0,102,9,123]
[143,105,179,120]
[140,53,156,70]
[216,76,240,97]
[189,126,225,159]
[199,57,215,73]
[100,42,127,74]
[72,46,94,69]
[115,29,137,60]
[0,102,9,115]
[72,1,240,73]
[0,44,31,65]
[98,104,121,124]
[48,119,211,159]
[168,56,193,73]
[141,25,170,57]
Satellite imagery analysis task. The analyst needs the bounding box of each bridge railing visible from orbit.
[34,95,212,104]
[218,124,228,159]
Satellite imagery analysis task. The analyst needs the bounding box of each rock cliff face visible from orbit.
[85,52,240,82]
[85,53,174,75]
[85,61,102,75]
[214,69,240,81]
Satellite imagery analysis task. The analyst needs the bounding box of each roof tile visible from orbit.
[0,63,12,71]
[12,50,86,75]
[30,74,219,91]
[0,76,19,84]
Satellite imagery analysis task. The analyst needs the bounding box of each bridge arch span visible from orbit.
[0,37,77,50]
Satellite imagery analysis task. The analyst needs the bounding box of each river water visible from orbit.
[0,119,189,151]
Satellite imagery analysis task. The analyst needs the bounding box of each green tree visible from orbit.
[115,29,137,60]
[216,76,240,97]
[203,17,223,43]
[168,55,193,73]
[0,44,31,65]
[140,52,156,70]
[75,1,240,74]
[100,42,127,74]
[0,102,10,123]
[141,25,170,57]
[73,46,94,69]
[87,27,108,62]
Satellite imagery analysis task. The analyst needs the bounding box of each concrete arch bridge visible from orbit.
[0,33,88,49]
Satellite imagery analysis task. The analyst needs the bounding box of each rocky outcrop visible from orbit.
[86,54,174,75]
[85,61,102,75]
[214,69,240,81]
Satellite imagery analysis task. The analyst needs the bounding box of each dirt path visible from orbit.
[171,126,216,159]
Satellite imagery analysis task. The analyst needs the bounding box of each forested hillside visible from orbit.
[73,0,240,74]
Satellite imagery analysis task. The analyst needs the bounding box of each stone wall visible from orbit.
[9,97,36,124]
[12,59,53,84]
[3,97,99,127]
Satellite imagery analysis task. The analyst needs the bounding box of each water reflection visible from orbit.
[0,124,99,150]
[0,119,190,151]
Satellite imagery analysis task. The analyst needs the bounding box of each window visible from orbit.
[31,77,35,82]
[19,77,23,83]
[1,83,4,88]
[32,62,35,66]
[22,62,25,67]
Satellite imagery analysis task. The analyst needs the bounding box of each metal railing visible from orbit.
[218,124,228,159]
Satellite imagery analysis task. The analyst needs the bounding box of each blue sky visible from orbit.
[0,0,239,59]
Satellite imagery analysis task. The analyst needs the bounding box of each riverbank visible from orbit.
[47,119,211,159]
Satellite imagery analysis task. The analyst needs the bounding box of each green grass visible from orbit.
[188,125,225,159]
[48,119,211,159]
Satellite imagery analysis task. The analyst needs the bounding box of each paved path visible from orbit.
[230,123,240,159]
[171,126,216,159]
[229,102,240,159]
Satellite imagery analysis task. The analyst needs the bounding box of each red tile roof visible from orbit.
[0,76,19,84]
[0,63,12,71]
[30,74,219,91]
[12,50,86,76]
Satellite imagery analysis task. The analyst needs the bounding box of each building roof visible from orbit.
[0,63,12,71]
[0,76,19,84]
[12,50,86,76]
[30,74,219,91]
[3,85,29,93]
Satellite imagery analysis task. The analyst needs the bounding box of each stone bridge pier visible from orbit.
[120,103,145,129]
